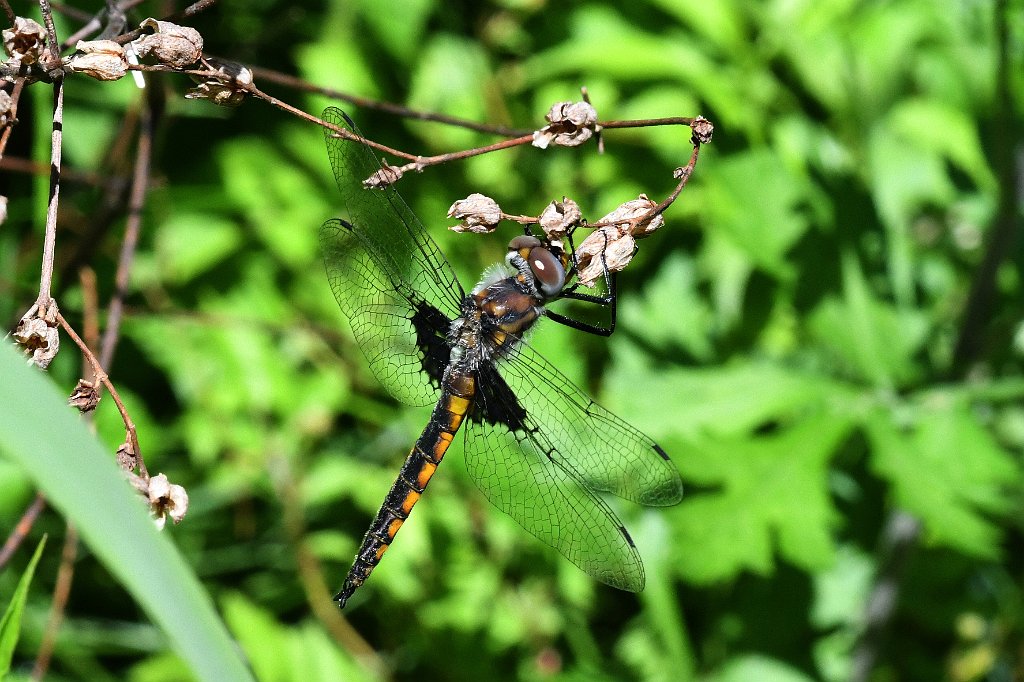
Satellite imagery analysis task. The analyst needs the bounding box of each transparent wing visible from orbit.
[320,107,464,405]
[320,218,450,406]
[463,342,684,591]
[463,396,647,592]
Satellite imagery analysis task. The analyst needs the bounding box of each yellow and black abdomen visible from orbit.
[334,370,476,607]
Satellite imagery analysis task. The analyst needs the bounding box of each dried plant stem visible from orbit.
[36,78,63,307]
[0,78,26,160]
[31,524,79,681]
[55,311,147,478]
[0,493,46,570]
[100,99,153,369]
[242,63,529,137]
[113,0,216,45]
[0,0,14,25]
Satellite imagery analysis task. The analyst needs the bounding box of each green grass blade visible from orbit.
[0,536,46,676]
[0,344,253,682]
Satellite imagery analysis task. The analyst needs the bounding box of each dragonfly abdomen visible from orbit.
[335,369,477,608]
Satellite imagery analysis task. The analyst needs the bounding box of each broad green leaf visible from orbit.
[0,344,252,682]
[605,352,846,441]
[808,250,928,388]
[866,397,1019,558]
[0,536,46,676]
[669,414,852,583]
[697,150,811,277]
[152,213,242,284]
[407,36,492,150]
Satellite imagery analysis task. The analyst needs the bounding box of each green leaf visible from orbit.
[866,397,1019,558]
[669,414,852,583]
[808,250,928,388]
[221,592,371,682]
[0,536,46,676]
[698,150,811,277]
[0,344,252,682]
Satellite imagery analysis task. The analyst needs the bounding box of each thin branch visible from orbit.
[113,0,216,45]
[36,78,63,307]
[240,62,529,137]
[55,311,147,478]
[31,524,78,681]
[0,78,26,160]
[0,0,14,27]
[99,95,154,369]
[0,155,107,186]
[950,0,1019,374]
[849,511,921,682]
[36,0,60,66]
[0,493,46,569]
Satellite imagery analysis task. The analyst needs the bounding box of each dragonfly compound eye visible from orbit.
[528,246,566,298]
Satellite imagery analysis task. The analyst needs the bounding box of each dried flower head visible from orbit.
[3,17,46,65]
[65,40,128,81]
[132,19,203,69]
[448,193,501,233]
[575,227,637,287]
[68,379,101,412]
[117,439,138,471]
[0,90,13,127]
[538,197,582,239]
[599,194,664,238]
[146,473,189,529]
[690,115,714,145]
[185,58,252,107]
[14,305,59,368]
[572,195,665,286]
[533,101,599,149]
[363,163,403,188]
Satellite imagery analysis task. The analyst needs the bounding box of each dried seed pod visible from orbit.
[690,115,714,144]
[538,197,582,238]
[185,57,252,106]
[448,193,501,233]
[14,312,59,368]
[68,379,101,412]
[147,473,189,529]
[132,18,203,69]
[599,194,664,238]
[2,17,46,65]
[65,40,128,81]
[575,227,636,287]
[533,101,598,149]
[363,164,403,188]
[117,439,138,472]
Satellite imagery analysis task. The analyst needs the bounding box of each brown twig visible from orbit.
[31,524,78,680]
[0,493,46,569]
[36,0,60,66]
[0,78,26,160]
[241,63,529,137]
[55,311,147,478]
[36,77,63,308]
[113,0,216,45]
[0,0,14,25]
[99,94,154,369]
[0,155,107,186]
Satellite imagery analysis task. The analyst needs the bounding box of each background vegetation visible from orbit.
[1,0,1022,680]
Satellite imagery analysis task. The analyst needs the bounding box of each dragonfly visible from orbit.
[319,107,683,608]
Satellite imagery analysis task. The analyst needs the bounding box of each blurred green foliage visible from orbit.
[1,0,1022,680]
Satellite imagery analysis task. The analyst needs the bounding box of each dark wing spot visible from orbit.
[472,362,529,433]
[619,525,637,549]
[410,300,451,389]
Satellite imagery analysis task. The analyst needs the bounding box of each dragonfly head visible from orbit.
[507,235,566,299]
